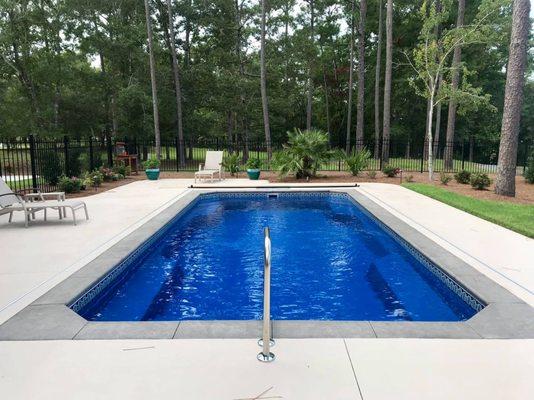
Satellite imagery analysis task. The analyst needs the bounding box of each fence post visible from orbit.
[379,139,383,171]
[89,136,94,171]
[461,140,466,171]
[29,135,38,192]
[175,139,180,172]
[63,135,70,176]
[106,134,113,167]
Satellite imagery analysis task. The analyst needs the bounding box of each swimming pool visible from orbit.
[74,192,482,322]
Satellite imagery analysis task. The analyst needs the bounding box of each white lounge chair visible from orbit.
[194,151,224,183]
[0,177,89,227]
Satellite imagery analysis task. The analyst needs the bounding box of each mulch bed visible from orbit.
[65,170,533,205]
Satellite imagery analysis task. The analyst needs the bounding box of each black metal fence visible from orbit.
[0,135,531,193]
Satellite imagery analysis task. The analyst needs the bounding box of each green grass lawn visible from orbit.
[402,183,534,238]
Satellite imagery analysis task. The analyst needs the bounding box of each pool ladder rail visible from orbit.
[257,227,275,362]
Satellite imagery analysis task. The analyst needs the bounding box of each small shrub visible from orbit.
[454,170,471,184]
[82,175,94,189]
[470,172,491,190]
[271,129,333,178]
[58,176,82,193]
[342,148,371,176]
[524,155,534,184]
[143,157,160,170]
[405,174,414,183]
[367,170,377,179]
[89,170,104,187]
[245,158,261,170]
[40,150,62,185]
[99,167,115,182]
[222,153,241,176]
[124,165,132,176]
[440,173,452,185]
[113,162,127,176]
[382,165,400,178]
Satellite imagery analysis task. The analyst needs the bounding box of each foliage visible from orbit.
[0,0,525,170]
[524,154,534,184]
[87,170,104,187]
[245,158,262,170]
[382,165,400,178]
[341,148,371,176]
[454,170,472,184]
[113,162,131,177]
[39,151,62,185]
[440,173,453,185]
[470,172,491,190]
[403,183,534,238]
[66,149,83,177]
[367,170,377,180]
[58,176,82,193]
[222,153,241,176]
[98,167,117,181]
[143,157,160,170]
[271,129,332,179]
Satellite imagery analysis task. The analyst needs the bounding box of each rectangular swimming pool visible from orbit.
[74,192,483,322]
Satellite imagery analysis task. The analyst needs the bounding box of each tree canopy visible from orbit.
[0,0,532,151]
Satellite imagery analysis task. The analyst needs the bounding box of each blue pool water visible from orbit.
[78,193,480,321]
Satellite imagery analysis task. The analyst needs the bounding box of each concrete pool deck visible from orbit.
[0,179,533,398]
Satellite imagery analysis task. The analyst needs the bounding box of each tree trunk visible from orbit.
[144,0,161,159]
[166,0,185,167]
[227,111,234,153]
[306,0,315,131]
[355,0,367,150]
[323,66,331,142]
[427,92,435,180]
[346,0,355,153]
[495,0,530,196]
[444,0,465,169]
[374,0,383,159]
[382,0,393,163]
[433,79,442,158]
[260,0,272,160]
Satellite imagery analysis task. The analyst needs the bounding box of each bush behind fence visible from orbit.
[0,135,531,193]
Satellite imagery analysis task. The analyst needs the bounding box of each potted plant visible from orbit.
[144,157,161,180]
[246,158,262,180]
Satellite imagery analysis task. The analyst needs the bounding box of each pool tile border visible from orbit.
[0,188,532,340]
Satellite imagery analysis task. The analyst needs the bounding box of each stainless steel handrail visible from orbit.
[257,227,275,362]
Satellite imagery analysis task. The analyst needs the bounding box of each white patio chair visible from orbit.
[0,177,89,227]
[194,151,224,183]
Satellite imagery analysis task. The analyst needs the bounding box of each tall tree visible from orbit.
[406,0,495,180]
[306,0,315,131]
[374,0,383,159]
[165,0,185,167]
[260,0,272,160]
[382,0,393,162]
[144,0,161,159]
[443,0,465,169]
[355,0,367,149]
[495,0,531,196]
[346,0,356,153]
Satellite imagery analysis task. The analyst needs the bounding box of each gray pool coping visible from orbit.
[1,188,533,341]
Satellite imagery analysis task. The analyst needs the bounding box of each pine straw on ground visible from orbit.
[66,170,533,205]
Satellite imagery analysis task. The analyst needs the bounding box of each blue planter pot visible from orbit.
[145,169,160,180]
[247,169,261,180]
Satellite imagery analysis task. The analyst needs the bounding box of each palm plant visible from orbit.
[222,153,241,176]
[271,129,332,179]
[341,148,371,176]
